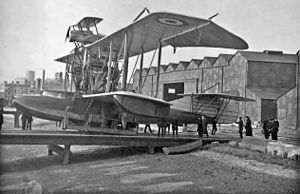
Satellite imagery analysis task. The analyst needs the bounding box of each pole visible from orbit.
[105,41,113,92]
[296,51,300,130]
[64,63,68,92]
[42,69,45,90]
[121,33,129,91]
[155,42,162,98]
[138,51,144,93]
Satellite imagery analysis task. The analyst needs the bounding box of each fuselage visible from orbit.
[13,90,239,127]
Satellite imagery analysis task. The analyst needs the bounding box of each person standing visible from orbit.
[26,114,33,130]
[21,113,27,130]
[0,107,3,131]
[62,106,70,130]
[245,116,253,136]
[272,117,279,140]
[144,123,152,133]
[202,115,209,138]
[237,117,244,138]
[211,117,218,135]
[171,118,179,137]
[262,118,269,139]
[197,117,203,138]
[157,119,165,137]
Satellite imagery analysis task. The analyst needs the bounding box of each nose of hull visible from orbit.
[13,95,70,121]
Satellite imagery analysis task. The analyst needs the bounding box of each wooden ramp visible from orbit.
[0,130,198,164]
[163,139,203,155]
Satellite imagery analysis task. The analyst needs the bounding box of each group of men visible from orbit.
[197,116,218,138]
[21,113,33,130]
[237,116,253,138]
[144,118,179,137]
[262,117,279,140]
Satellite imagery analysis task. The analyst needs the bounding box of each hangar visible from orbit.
[133,50,300,135]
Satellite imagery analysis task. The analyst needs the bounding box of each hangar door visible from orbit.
[163,82,184,102]
[261,99,277,121]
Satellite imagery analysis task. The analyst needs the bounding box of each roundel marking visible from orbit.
[157,17,185,26]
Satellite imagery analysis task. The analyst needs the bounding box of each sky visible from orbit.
[0,0,299,83]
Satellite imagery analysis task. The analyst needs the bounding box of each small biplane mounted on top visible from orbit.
[14,10,254,133]
[65,17,106,46]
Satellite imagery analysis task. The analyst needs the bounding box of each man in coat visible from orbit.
[245,116,253,136]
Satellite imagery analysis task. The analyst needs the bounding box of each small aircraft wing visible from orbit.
[87,12,248,59]
[179,93,256,102]
[82,91,172,118]
[76,17,103,29]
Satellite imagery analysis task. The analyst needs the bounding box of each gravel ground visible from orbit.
[1,116,300,194]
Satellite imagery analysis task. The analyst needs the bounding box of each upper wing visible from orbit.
[87,12,248,59]
[162,21,248,49]
[57,12,248,64]
[179,92,256,102]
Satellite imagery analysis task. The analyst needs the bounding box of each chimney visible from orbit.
[263,50,283,55]
[42,70,45,90]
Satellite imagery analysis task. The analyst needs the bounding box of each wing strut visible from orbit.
[105,41,113,92]
[193,96,218,114]
[138,51,144,94]
[141,49,157,91]
[215,99,231,122]
[127,54,140,89]
[121,33,129,91]
[155,41,162,98]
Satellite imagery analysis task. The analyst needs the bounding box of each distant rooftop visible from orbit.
[238,50,297,64]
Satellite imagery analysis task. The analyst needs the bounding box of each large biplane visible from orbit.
[14,11,253,132]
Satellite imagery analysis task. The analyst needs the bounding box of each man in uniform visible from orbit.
[202,115,209,138]
[272,117,279,140]
[171,118,179,137]
[245,116,253,136]
[211,117,218,135]
[237,117,244,138]
[197,117,203,138]
[0,107,3,130]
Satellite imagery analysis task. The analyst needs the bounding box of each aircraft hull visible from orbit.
[113,94,170,119]
[13,95,70,121]
[13,95,85,122]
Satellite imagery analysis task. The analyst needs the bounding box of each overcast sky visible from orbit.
[0,0,299,83]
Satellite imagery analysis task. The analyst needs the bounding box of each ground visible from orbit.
[0,115,299,194]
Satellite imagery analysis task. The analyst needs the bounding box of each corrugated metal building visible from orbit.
[133,50,299,134]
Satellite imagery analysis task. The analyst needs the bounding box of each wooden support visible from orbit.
[47,144,72,165]
[48,149,53,156]
[63,145,71,165]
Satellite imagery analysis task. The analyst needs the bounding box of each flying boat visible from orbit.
[13,11,254,133]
